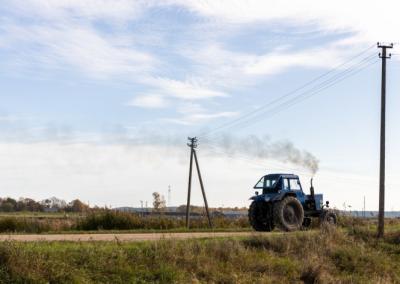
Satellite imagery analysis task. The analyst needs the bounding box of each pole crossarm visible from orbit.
[187,137,198,149]
[378,43,393,59]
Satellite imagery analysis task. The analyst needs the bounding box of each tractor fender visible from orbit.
[271,191,297,202]
[249,191,296,203]
[249,195,272,203]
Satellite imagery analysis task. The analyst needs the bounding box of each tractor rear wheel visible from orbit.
[273,196,304,231]
[248,201,273,232]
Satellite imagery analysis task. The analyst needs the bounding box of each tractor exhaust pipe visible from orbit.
[310,178,315,200]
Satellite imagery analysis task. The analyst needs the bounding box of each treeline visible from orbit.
[0,197,90,213]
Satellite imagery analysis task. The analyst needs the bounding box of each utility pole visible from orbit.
[186,138,195,228]
[377,42,393,238]
[186,137,212,228]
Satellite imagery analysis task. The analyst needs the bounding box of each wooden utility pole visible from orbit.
[377,42,393,238]
[186,137,212,229]
[186,138,195,228]
[193,149,212,228]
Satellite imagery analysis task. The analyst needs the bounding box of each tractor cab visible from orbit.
[252,174,305,200]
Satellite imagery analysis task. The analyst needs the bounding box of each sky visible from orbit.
[0,0,399,210]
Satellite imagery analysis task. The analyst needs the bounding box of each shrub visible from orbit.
[0,218,51,233]
[76,211,141,230]
[76,211,250,231]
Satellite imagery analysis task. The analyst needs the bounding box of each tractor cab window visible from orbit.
[289,179,301,190]
[265,178,278,188]
[254,176,279,193]
[283,179,290,190]
[254,177,265,188]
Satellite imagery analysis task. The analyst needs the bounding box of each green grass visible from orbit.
[0,226,398,283]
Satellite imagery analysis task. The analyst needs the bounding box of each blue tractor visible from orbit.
[248,173,337,231]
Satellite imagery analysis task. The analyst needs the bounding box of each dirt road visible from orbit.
[0,231,263,242]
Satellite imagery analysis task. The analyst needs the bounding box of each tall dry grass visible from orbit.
[0,225,398,283]
[76,211,249,231]
[0,211,250,233]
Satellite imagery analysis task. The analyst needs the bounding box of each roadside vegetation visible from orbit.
[0,193,250,233]
[0,211,250,233]
[0,221,398,283]
[0,209,399,234]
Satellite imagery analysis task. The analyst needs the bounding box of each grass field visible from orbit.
[0,220,398,283]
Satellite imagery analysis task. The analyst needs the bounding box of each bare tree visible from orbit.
[152,192,166,212]
[67,199,89,212]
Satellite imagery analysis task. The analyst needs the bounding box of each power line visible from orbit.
[202,54,376,138]
[225,57,379,132]
[197,55,379,175]
[202,55,378,140]
[199,60,378,179]
[199,44,376,138]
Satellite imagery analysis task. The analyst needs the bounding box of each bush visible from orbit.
[76,211,250,231]
[77,211,142,230]
[0,218,51,233]
[77,211,185,230]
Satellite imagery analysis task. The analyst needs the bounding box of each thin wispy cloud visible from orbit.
[170,0,398,41]
[128,94,169,109]
[143,77,228,100]
[163,111,238,125]
[164,103,238,125]
[243,44,351,75]
[1,22,155,79]
[5,0,144,22]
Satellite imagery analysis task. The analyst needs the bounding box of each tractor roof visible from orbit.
[266,173,299,179]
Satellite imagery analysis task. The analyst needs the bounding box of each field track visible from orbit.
[0,231,272,242]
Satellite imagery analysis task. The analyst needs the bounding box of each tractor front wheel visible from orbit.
[273,196,304,231]
[248,201,273,232]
